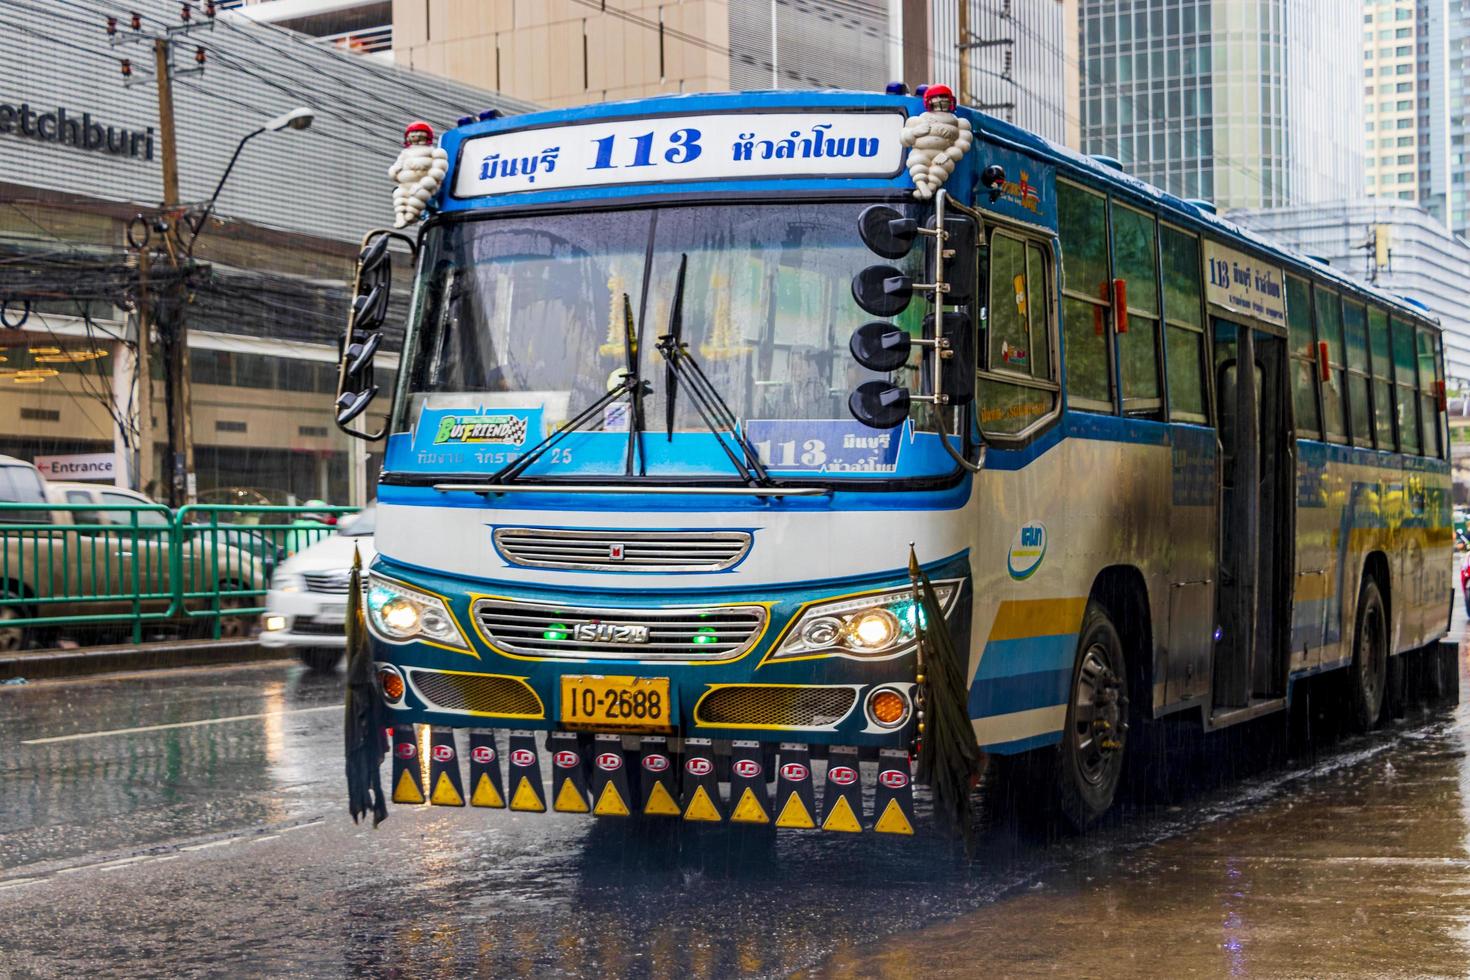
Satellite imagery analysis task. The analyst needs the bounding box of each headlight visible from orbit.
[366,575,469,650]
[771,582,960,661]
[271,568,304,592]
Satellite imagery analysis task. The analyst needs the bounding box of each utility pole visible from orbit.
[957,0,970,104]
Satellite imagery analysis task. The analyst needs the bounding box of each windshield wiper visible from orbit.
[491,298,650,485]
[655,254,773,487]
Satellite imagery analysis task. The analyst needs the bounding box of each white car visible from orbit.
[260,505,375,671]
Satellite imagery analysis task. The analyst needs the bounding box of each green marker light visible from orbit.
[544,622,569,641]
[692,626,718,645]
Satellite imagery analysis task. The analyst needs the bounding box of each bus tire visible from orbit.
[297,648,343,673]
[1054,600,1129,831]
[1346,576,1388,732]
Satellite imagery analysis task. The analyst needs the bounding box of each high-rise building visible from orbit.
[1362,0,1451,226]
[1079,0,1364,210]
[1449,1,1470,236]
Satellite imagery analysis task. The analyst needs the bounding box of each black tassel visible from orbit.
[344,547,389,827]
[910,547,981,839]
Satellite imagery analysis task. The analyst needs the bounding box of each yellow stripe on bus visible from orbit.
[986,597,1088,642]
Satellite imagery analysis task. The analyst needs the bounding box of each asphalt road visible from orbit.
[0,616,1466,977]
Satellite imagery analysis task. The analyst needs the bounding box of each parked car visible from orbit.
[0,457,267,650]
[1460,551,1469,617]
[260,504,376,672]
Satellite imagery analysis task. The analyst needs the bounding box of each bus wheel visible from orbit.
[1055,600,1129,831]
[297,648,343,673]
[1346,576,1388,732]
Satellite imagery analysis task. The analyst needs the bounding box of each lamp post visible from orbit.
[156,106,316,506]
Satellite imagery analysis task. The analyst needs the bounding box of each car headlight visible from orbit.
[771,582,960,661]
[366,575,469,650]
[271,568,304,592]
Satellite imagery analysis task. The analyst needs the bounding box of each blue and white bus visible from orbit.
[334,87,1454,832]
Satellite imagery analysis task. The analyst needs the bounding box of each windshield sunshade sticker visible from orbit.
[412,405,543,468]
[744,419,907,474]
[452,112,906,198]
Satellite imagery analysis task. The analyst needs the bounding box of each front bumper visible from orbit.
[367,554,971,749]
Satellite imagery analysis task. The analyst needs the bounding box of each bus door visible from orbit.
[1211,319,1295,711]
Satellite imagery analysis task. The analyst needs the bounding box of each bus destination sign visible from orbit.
[452,111,907,198]
[1203,240,1286,327]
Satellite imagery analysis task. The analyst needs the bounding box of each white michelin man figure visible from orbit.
[389,120,448,228]
[899,85,973,200]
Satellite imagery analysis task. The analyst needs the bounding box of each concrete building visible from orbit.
[1229,198,1470,382]
[1079,0,1364,210]
[0,0,530,505]
[1362,0,1452,227]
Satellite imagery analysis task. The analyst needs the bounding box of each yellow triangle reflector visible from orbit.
[682,785,722,822]
[509,776,546,812]
[774,793,816,829]
[593,781,631,817]
[393,767,424,805]
[554,779,589,813]
[430,771,465,807]
[873,797,915,835]
[821,795,863,833]
[471,773,504,809]
[730,787,770,824]
[643,780,681,816]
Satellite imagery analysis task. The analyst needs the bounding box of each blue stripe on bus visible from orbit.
[973,633,1076,680]
[376,480,973,513]
[969,668,1072,718]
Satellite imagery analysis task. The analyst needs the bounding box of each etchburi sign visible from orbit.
[1203,240,1286,327]
[452,111,906,197]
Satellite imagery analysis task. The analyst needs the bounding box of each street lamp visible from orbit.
[191,106,315,248]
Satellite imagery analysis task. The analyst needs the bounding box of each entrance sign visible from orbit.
[34,452,115,481]
[1203,240,1286,327]
[453,111,906,197]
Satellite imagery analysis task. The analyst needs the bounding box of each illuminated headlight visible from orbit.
[271,569,304,593]
[772,582,960,661]
[366,575,468,650]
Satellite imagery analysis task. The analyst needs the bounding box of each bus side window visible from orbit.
[1367,307,1394,450]
[1161,224,1207,422]
[1056,181,1114,413]
[1111,203,1162,416]
[1417,326,1445,458]
[977,232,1058,437]
[1313,287,1347,443]
[1286,276,1319,437]
[1391,315,1421,454]
[1342,301,1372,447]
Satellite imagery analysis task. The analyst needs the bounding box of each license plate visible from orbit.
[315,605,346,625]
[560,675,673,732]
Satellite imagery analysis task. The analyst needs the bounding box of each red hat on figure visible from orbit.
[923,85,956,110]
[403,120,435,146]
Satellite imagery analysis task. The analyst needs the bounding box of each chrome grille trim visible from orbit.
[473,598,767,661]
[492,527,752,572]
[302,570,351,594]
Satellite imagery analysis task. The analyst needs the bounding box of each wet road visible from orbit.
[0,630,1467,976]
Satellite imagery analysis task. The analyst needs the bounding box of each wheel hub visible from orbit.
[1074,644,1128,786]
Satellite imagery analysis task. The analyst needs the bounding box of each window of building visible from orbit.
[1367,307,1395,449]
[1391,315,1421,453]
[1111,203,1162,415]
[980,232,1058,436]
[1315,287,1347,442]
[1287,276,1319,436]
[1342,301,1373,446]
[1058,181,1114,413]
[1161,224,1207,422]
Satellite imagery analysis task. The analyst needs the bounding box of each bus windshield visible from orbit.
[392,201,958,484]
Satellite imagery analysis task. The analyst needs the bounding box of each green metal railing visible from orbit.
[0,503,358,647]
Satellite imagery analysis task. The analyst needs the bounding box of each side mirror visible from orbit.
[849,320,912,372]
[929,312,975,405]
[335,228,416,441]
[848,380,911,429]
[336,386,380,426]
[352,284,386,331]
[358,235,391,274]
[857,204,919,259]
[345,331,382,375]
[931,216,977,304]
[852,265,914,316]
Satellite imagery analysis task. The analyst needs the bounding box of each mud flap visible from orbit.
[680,737,723,822]
[507,730,547,812]
[549,731,590,813]
[774,743,817,829]
[820,745,863,833]
[728,740,771,825]
[638,736,680,816]
[590,734,633,817]
[427,727,466,806]
[390,724,424,805]
[872,748,916,835]
[468,729,505,808]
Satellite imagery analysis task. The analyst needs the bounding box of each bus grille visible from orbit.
[407,669,544,719]
[492,527,752,572]
[473,599,766,661]
[695,685,859,730]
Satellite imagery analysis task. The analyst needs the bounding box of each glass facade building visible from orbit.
[1080,0,1364,210]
